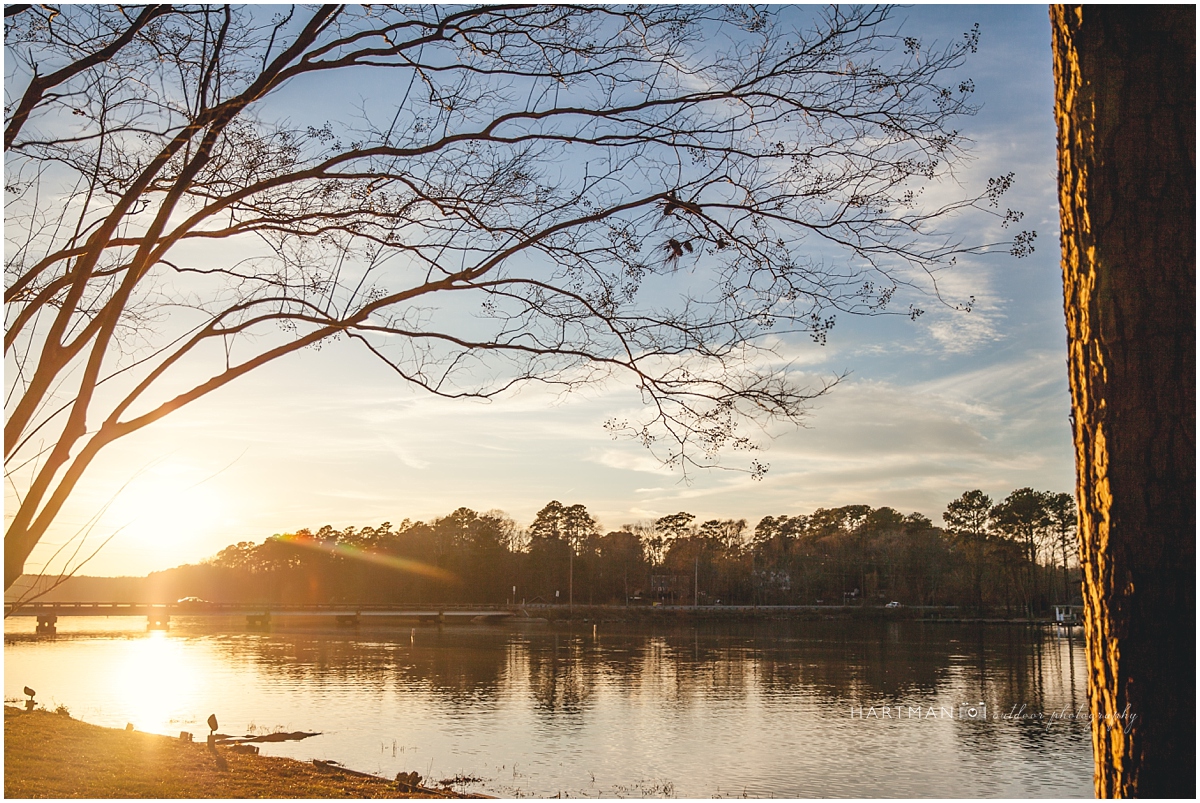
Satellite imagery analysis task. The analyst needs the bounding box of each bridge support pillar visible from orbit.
[36,614,57,635]
[246,613,271,631]
[147,612,170,631]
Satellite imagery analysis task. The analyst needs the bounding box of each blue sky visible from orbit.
[20,5,1074,578]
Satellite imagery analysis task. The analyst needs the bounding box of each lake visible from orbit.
[4,616,1093,798]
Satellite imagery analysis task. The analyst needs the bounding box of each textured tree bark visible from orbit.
[1051,6,1195,798]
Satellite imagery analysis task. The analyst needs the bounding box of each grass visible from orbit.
[4,706,467,798]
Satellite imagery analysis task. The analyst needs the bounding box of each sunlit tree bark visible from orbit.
[1051,5,1195,797]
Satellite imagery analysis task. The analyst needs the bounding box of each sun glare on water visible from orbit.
[112,630,205,734]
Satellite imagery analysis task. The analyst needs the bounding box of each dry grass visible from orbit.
[4,707,466,798]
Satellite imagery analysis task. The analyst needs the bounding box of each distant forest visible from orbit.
[35,488,1080,616]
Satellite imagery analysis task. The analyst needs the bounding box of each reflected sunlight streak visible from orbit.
[117,630,202,734]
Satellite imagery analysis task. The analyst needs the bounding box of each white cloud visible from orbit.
[593,449,678,476]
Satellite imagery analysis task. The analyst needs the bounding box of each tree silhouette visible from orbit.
[12,487,1075,612]
[942,489,992,613]
[990,487,1050,616]
[1042,491,1076,604]
[4,5,1028,588]
[942,489,992,537]
[527,500,596,603]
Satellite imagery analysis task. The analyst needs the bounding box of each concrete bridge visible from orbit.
[4,602,517,634]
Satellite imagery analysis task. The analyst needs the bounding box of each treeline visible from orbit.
[181,489,1078,615]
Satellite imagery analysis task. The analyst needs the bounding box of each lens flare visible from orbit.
[277,533,460,585]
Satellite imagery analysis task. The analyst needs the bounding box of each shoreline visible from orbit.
[519,604,1068,624]
[3,706,482,799]
[6,600,1070,624]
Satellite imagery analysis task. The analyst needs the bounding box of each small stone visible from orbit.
[395,771,422,788]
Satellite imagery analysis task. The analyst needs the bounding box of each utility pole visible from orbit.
[569,542,573,613]
[751,550,756,607]
[694,556,699,606]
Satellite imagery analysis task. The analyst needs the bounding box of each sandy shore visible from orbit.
[4,706,480,798]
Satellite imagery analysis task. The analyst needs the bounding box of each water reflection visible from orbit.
[5,618,1091,797]
[117,630,201,734]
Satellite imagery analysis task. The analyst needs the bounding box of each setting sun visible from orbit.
[107,471,227,561]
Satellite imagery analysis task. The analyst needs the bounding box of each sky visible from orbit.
[13,5,1076,579]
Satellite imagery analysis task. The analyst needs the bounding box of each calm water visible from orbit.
[4,617,1092,798]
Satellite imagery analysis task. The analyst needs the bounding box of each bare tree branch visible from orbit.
[4,5,1031,588]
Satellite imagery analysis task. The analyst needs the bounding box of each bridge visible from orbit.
[4,602,517,634]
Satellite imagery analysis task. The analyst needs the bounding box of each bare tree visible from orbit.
[1042,490,1075,604]
[4,5,1029,589]
[990,487,1052,616]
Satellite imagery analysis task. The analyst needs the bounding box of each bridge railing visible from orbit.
[4,601,525,615]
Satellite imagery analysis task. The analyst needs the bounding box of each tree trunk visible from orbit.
[1051,6,1195,797]
[5,525,38,591]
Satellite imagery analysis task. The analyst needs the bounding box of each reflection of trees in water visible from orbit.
[743,621,962,701]
[585,627,760,711]
[207,630,512,713]
[195,623,1083,736]
[934,625,1089,774]
[508,626,763,719]
[1003,631,1089,756]
[524,633,596,718]
[983,626,1055,726]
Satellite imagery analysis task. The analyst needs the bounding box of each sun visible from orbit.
[107,468,227,559]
